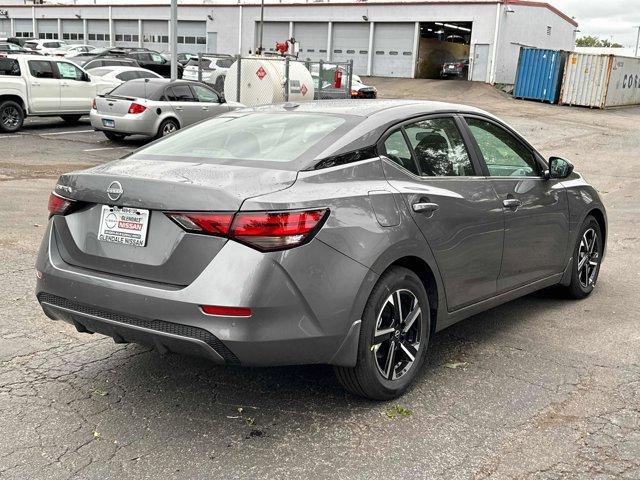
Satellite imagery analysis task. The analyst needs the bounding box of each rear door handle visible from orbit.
[412,202,439,215]
[503,198,522,211]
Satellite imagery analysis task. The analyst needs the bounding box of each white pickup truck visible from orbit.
[0,54,120,133]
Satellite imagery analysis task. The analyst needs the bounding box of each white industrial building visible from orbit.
[0,0,578,84]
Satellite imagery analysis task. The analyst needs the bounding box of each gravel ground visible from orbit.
[0,81,638,479]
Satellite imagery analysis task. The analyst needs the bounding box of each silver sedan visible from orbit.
[90,78,242,140]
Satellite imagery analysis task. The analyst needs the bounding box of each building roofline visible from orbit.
[0,0,578,28]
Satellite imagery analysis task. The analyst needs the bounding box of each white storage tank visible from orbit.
[560,53,640,108]
[224,57,315,107]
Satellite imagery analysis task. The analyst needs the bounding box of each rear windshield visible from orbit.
[132,113,347,165]
[186,58,211,68]
[87,67,111,76]
[108,81,159,99]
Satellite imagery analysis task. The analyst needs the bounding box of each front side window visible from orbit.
[166,84,195,102]
[28,60,56,79]
[383,130,418,175]
[56,62,84,81]
[466,117,539,177]
[150,53,164,63]
[405,117,475,176]
[192,84,219,103]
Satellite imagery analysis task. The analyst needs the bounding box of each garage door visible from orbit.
[293,22,328,62]
[0,19,10,37]
[88,20,110,47]
[114,20,139,47]
[372,23,414,77]
[177,21,206,54]
[14,19,33,38]
[37,19,58,39]
[143,20,168,53]
[255,21,289,53]
[62,19,84,42]
[332,23,369,75]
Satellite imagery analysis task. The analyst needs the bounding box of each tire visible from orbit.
[103,131,126,142]
[60,114,82,123]
[563,215,603,299]
[156,118,179,139]
[334,266,430,400]
[0,100,25,133]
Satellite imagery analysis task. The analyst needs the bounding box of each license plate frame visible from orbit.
[97,205,150,247]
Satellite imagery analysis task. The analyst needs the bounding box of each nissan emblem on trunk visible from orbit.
[107,181,123,201]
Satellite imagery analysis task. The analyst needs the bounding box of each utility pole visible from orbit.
[635,26,640,58]
[258,0,264,54]
[170,0,178,80]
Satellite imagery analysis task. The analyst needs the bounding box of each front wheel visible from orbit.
[0,100,25,133]
[563,215,603,299]
[334,266,430,400]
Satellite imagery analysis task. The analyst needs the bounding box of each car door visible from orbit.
[461,115,570,291]
[54,60,94,112]
[191,83,228,119]
[164,84,201,126]
[381,115,504,311]
[26,59,61,113]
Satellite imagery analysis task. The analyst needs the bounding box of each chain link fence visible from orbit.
[185,53,354,107]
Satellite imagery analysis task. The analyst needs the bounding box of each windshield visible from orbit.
[132,113,348,165]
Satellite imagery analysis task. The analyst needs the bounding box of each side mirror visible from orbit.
[548,156,574,179]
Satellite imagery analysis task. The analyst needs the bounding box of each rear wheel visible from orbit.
[563,215,603,299]
[156,118,179,139]
[334,266,430,400]
[60,114,82,123]
[103,131,126,141]
[0,100,24,133]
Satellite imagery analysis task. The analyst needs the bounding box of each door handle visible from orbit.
[503,198,522,211]
[202,106,209,111]
[174,106,183,111]
[31,82,41,87]
[412,202,439,215]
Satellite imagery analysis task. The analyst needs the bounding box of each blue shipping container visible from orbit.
[513,48,567,103]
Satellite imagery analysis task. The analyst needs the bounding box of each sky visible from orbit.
[552,0,640,48]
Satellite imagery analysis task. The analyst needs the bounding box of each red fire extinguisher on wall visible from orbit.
[333,69,343,88]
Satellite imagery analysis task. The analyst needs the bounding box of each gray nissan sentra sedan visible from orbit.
[36,100,607,400]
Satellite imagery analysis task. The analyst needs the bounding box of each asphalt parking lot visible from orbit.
[1,80,639,480]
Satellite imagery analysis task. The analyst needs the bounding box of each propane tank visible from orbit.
[224,57,315,107]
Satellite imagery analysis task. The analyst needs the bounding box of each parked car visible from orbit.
[351,74,377,99]
[182,55,234,92]
[87,66,163,83]
[0,42,38,55]
[73,56,141,71]
[441,58,469,78]
[50,44,97,58]
[6,37,37,47]
[0,54,120,132]
[110,48,183,78]
[90,78,242,140]
[23,40,69,56]
[36,99,607,400]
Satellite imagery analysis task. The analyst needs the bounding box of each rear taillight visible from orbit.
[201,305,252,317]
[128,102,146,114]
[164,209,329,252]
[47,192,75,217]
[91,98,97,110]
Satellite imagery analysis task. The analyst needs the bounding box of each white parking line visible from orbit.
[83,146,129,152]
[0,135,21,139]
[39,129,95,136]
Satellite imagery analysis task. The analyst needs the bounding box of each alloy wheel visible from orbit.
[372,289,422,381]
[162,122,177,136]
[578,228,599,288]
[1,107,20,128]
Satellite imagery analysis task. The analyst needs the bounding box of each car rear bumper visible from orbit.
[35,222,371,367]
[90,110,158,137]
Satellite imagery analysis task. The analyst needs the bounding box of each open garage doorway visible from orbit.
[415,21,472,80]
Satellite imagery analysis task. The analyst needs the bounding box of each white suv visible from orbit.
[24,40,69,56]
[182,55,234,92]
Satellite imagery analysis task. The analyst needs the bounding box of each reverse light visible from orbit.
[47,192,75,217]
[128,102,147,114]
[164,209,329,252]
[201,305,252,317]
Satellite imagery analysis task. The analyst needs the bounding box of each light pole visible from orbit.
[258,0,264,54]
[635,26,640,58]
[170,0,178,81]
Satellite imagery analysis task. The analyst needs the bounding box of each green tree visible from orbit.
[576,36,623,48]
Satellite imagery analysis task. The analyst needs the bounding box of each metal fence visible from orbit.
[186,53,354,107]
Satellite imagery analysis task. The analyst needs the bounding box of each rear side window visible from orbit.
[383,130,418,175]
[29,60,56,79]
[0,58,21,76]
[405,117,474,176]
